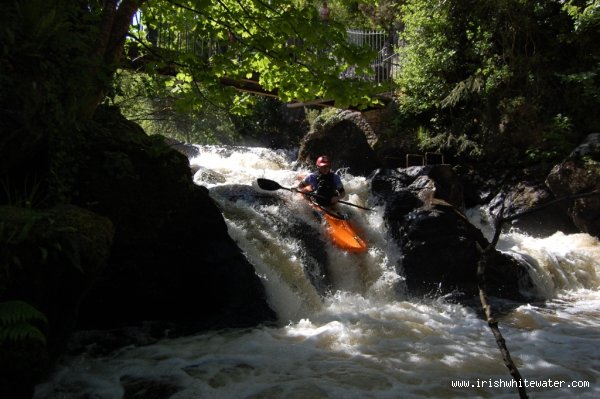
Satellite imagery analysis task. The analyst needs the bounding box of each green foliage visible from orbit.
[416,127,483,160]
[111,70,240,144]
[135,0,380,113]
[297,0,401,30]
[4,0,600,200]
[305,108,322,129]
[396,0,456,113]
[526,114,575,163]
[0,176,46,209]
[0,206,86,284]
[394,0,600,161]
[0,220,35,248]
[311,107,345,131]
[0,300,47,344]
[0,0,104,204]
[0,0,100,128]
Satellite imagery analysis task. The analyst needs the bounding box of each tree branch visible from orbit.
[476,200,529,398]
[476,189,600,398]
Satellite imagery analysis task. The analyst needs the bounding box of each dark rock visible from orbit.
[0,340,48,399]
[545,133,600,238]
[370,164,464,209]
[486,181,578,237]
[0,205,114,347]
[72,106,276,330]
[569,133,600,159]
[397,203,531,300]
[298,111,379,175]
[369,167,533,301]
[121,375,181,399]
[162,137,200,159]
[193,166,227,184]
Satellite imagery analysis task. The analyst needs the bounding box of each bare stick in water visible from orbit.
[476,199,528,399]
[476,189,600,399]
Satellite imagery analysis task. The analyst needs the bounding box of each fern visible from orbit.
[0,323,46,343]
[0,300,48,344]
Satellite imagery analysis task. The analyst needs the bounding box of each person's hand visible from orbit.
[331,196,339,204]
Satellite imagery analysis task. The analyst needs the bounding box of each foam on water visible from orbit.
[499,231,600,298]
[34,146,600,398]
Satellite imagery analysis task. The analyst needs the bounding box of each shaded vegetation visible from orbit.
[396,0,600,166]
[0,300,47,344]
[1,1,600,396]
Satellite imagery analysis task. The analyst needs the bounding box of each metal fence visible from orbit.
[134,11,399,84]
[345,29,400,84]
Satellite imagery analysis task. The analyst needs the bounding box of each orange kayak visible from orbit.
[308,200,368,253]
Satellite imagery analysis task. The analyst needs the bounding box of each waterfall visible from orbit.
[499,231,600,298]
[34,145,600,399]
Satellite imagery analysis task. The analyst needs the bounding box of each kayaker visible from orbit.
[295,155,345,207]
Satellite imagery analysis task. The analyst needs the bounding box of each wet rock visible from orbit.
[545,133,600,238]
[193,166,227,184]
[162,136,200,159]
[370,164,464,209]
[485,181,578,237]
[370,167,533,301]
[210,184,284,206]
[121,375,181,399]
[396,203,531,299]
[74,106,276,331]
[214,185,330,296]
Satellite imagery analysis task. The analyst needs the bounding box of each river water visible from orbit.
[35,146,600,398]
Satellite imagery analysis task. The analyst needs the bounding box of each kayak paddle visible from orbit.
[256,178,374,211]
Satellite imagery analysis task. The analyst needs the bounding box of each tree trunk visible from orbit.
[80,0,145,120]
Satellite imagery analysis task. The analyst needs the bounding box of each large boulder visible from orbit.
[485,181,578,237]
[370,164,464,209]
[298,110,379,175]
[545,133,600,238]
[370,167,533,300]
[71,106,276,330]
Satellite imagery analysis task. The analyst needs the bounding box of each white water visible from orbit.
[35,146,600,398]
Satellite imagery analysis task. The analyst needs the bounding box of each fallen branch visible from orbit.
[476,189,600,398]
[477,200,528,398]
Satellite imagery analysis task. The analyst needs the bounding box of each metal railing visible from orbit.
[345,29,400,84]
[133,12,400,84]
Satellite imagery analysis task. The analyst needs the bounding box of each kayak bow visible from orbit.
[308,201,368,253]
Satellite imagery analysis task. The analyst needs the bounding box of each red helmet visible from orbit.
[316,155,331,167]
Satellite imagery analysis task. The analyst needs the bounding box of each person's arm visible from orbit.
[295,175,314,193]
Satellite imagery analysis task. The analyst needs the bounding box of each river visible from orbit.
[34,145,600,398]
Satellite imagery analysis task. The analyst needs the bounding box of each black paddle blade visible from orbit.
[256,178,284,191]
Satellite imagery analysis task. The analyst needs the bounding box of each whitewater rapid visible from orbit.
[34,146,600,398]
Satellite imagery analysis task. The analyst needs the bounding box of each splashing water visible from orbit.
[35,146,600,398]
